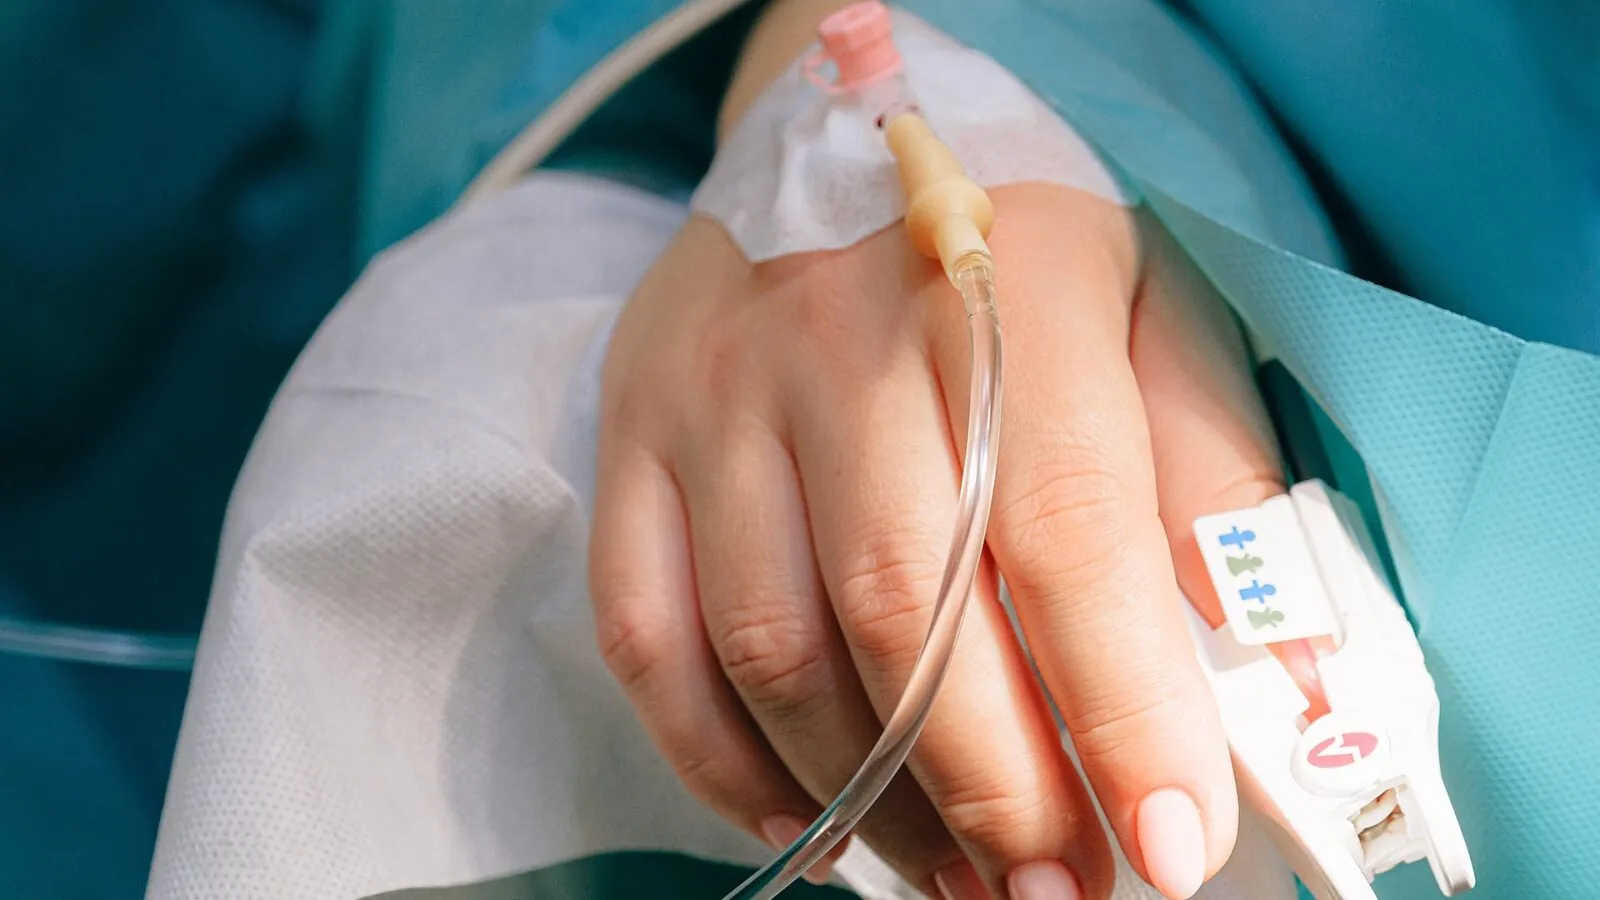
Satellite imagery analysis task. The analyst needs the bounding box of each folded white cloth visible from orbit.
[149,172,1294,900]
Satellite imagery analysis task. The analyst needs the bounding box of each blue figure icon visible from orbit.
[1238,580,1277,603]
[1218,526,1257,550]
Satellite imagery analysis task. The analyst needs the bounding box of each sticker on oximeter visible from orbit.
[1193,496,1337,645]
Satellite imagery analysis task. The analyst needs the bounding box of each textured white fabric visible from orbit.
[149,172,1292,900]
[692,7,1130,264]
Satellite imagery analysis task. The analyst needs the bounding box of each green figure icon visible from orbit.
[1227,553,1264,576]
[1247,607,1285,630]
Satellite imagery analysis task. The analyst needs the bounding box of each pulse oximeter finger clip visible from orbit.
[1191,480,1476,899]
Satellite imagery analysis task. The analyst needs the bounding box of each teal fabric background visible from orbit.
[1,0,349,637]
[2,0,1596,896]
[1178,0,1600,354]
[2,2,345,894]
[332,0,1600,896]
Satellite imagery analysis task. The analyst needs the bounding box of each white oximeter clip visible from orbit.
[1189,480,1476,899]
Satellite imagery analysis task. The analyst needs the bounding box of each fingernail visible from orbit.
[934,861,989,900]
[1007,860,1082,900]
[1136,788,1207,899]
[760,815,833,885]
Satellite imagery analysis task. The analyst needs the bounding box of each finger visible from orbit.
[1129,220,1285,629]
[685,417,953,887]
[1130,224,1340,733]
[945,186,1234,900]
[589,442,823,860]
[789,236,1108,898]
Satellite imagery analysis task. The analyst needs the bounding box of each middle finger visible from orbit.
[788,256,1107,898]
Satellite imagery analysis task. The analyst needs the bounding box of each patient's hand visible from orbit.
[589,178,1283,900]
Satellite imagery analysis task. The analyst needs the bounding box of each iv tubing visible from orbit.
[0,615,196,670]
[721,106,1002,900]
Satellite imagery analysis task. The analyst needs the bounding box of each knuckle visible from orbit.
[693,318,749,407]
[593,587,673,695]
[1068,678,1186,767]
[792,266,856,343]
[671,737,738,808]
[933,769,1055,848]
[790,260,891,367]
[713,606,830,718]
[996,454,1141,595]
[600,384,642,433]
[598,355,660,434]
[1200,471,1284,517]
[831,523,945,669]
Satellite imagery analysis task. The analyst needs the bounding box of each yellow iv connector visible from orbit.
[884,113,996,281]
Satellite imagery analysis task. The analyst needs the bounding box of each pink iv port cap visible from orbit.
[810,1,902,92]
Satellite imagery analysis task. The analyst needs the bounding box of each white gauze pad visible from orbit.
[691,7,1130,262]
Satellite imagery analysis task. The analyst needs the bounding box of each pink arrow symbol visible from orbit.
[1307,731,1380,769]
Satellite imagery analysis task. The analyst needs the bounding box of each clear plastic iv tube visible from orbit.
[721,253,1003,900]
[721,7,1002,894]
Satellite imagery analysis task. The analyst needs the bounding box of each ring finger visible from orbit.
[785,279,1108,897]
